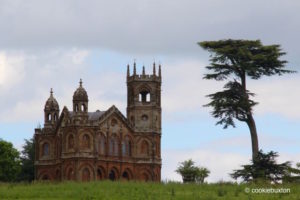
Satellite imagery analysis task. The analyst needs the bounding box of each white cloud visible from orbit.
[250,76,300,119]
[0,49,90,122]
[162,60,223,113]
[0,52,25,89]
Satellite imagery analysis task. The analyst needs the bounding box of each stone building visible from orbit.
[34,63,162,182]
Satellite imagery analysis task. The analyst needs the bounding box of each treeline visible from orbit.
[176,151,300,184]
[0,138,34,182]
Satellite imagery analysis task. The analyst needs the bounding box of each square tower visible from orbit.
[126,62,162,134]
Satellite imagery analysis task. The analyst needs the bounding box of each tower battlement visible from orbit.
[127,62,161,82]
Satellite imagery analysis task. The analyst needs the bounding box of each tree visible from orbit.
[231,150,291,183]
[175,159,210,183]
[18,138,35,182]
[196,167,210,184]
[282,162,300,183]
[199,39,295,160]
[0,139,21,182]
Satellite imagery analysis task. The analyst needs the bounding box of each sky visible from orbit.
[1,0,300,182]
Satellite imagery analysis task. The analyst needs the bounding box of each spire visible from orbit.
[142,65,145,75]
[159,64,161,77]
[50,88,53,97]
[127,64,130,77]
[133,61,136,75]
[79,79,83,87]
[153,62,156,76]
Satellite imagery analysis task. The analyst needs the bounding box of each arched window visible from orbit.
[139,91,150,103]
[142,172,150,182]
[81,104,86,112]
[42,142,50,156]
[111,119,117,127]
[82,134,90,149]
[141,114,148,121]
[54,114,57,121]
[75,104,79,112]
[109,136,118,156]
[48,114,51,121]
[122,136,131,156]
[98,135,105,155]
[141,140,149,156]
[68,134,74,149]
[130,116,135,126]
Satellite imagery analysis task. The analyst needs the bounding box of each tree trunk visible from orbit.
[246,114,259,160]
[241,71,259,160]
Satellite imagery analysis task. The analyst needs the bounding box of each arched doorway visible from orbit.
[122,172,129,181]
[97,168,105,180]
[109,170,116,181]
[42,174,49,180]
[141,171,152,182]
[56,169,61,181]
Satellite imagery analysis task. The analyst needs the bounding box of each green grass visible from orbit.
[0,181,299,200]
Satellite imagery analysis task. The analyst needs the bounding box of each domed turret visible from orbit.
[73,79,88,113]
[44,88,60,127]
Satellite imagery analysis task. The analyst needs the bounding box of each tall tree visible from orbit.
[18,138,35,182]
[199,39,295,159]
[0,139,21,182]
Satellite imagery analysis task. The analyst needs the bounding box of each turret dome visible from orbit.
[44,88,59,111]
[73,79,88,102]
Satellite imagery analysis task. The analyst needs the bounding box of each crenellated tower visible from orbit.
[126,62,162,134]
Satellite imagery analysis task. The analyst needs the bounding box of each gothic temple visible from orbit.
[34,63,162,182]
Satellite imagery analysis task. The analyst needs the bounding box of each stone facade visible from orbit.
[34,63,162,182]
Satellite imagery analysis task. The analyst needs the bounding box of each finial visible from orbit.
[153,62,156,76]
[159,63,161,77]
[133,60,136,75]
[50,88,53,97]
[79,79,83,87]
[142,65,145,75]
[127,64,130,77]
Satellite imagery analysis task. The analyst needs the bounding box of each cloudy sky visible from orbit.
[1,0,300,182]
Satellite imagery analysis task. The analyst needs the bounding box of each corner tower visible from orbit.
[73,79,88,114]
[44,88,59,130]
[126,62,162,134]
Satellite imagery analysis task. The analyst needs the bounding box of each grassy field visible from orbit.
[0,181,299,200]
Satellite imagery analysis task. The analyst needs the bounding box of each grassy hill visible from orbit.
[0,181,299,200]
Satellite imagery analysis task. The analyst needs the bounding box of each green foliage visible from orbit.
[231,150,291,183]
[18,138,35,182]
[175,159,210,183]
[199,39,293,81]
[199,39,294,129]
[282,163,300,183]
[0,139,21,182]
[205,81,257,128]
[196,167,211,184]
